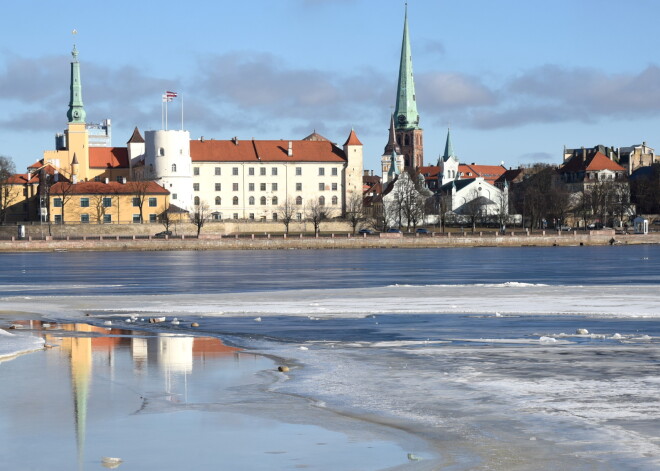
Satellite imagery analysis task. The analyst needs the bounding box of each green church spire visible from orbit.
[67,44,86,123]
[441,128,456,163]
[394,4,419,130]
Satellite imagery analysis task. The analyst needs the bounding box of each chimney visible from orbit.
[104,178,109,184]
[121,177,127,184]
[200,136,204,142]
[231,136,239,145]
[288,141,293,156]
[54,170,59,182]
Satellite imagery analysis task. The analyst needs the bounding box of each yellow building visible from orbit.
[48,180,169,224]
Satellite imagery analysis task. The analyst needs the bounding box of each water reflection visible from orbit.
[17,320,241,470]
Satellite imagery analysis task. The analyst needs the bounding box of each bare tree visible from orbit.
[90,190,118,224]
[306,198,332,235]
[345,193,366,234]
[126,179,152,223]
[159,208,174,233]
[189,200,211,236]
[50,177,75,224]
[0,155,18,223]
[277,196,296,234]
[462,189,484,232]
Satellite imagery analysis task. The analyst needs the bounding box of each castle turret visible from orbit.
[342,128,363,212]
[144,130,192,210]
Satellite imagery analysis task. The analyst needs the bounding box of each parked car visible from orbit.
[587,223,604,230]
[358,228,374,235]
[559,225,572,231]
[415,228,429,234]
[154,230,173,238]
[386,228,402,233]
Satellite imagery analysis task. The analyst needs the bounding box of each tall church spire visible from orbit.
[384,114,401,155]
[67,44,86,123]
[441,128,457,163]
[394,4,419,131]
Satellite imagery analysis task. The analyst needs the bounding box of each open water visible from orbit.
[1,245,659,470]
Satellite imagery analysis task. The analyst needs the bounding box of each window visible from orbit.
[148,197,157,207]
[194,196,200,206]
[149,214,157,223]
[53,198,62,208]
[249,213,255,220]
[296,196,302,205]
[232,167,239,176]
[331,196,338,205]
[193,167,200,176]
[295,167,302,176]
[249,183,255,191]
[272,213,278,221]
[80,213,89,223]
[103,197,112,208]
[296,213,302,221]
[319,183,324,191]
[260,196,267,205]
[272,196,278,205]
[215,167,221,176]
[193,183,200,191]
[133,214,141,223]
[271,167,278,176]
[172,193,178,200]
[249,196,255,205]
[54,214,62,224]
[80,197,89,208]
[233,183,239,191]
[116,176,123,183]
[172,164,177,172]
[103,214,112,224]
[215,183,221,191]
[332,183,337,191]
[233,213,238,219]
[260,167,266,176]
[132,197,140,207]
[296,183,302,191]
[331,167,338,176]
[249,167,255,176]
[319,196,325,206]
[319,168,325,176]
[215,196,221,205]
[212,212,222,220]
[232,196,239,205]
[260,183,266,191]
[159,148,165,156]
[271,183,278,191]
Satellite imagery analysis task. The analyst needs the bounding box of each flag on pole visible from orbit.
[165,91,178,101]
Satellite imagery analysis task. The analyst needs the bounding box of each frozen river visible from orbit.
[1,246,659,470]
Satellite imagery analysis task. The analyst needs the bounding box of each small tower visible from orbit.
[64,43,90,181]
[144,130,192,210]
[393,5,423,170]
[438,128,458,187]
[127,127,146,175]
[342,128,364,213]
[381,114,404,184]
[71,153,79,184]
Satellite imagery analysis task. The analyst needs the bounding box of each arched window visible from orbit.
[331,196,338,205]
[194,196,200,206]
[232,196,239,205]
[215,196,221,205]
[404,135,410,146]
[171,163,177,172]
[260,196,266,205]
[159,148,165,156]
[296,196,302,205]
[319,196,325,206]
[249,196,255,205]
[272,196,278,206]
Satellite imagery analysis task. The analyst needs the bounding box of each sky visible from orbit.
[2,0,660,175]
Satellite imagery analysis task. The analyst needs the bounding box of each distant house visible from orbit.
[559,146,627,192]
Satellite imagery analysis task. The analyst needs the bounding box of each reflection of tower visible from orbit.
[61,324,93,471]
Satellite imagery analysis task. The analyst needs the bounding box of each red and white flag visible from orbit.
[162,91,178,102]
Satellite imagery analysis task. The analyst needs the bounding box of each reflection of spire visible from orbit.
[62,324,93,471]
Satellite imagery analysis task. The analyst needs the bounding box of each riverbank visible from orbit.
[0,231,658,252]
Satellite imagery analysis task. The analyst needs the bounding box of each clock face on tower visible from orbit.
[397,114,407,125]
[73,110,80,119]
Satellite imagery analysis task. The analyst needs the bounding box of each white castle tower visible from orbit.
[144,130,193,210]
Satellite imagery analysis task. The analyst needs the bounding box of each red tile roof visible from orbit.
[343,129,362,146]
[89,147,129,169]
[50,180,168,195]
[585,152,626,171]
[190,139,347,163]
[461,164,506,183]
[5,173,39,184]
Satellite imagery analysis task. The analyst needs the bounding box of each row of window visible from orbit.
[194,166,340,177]
[195,195,339,206]
[53,197,159,208]
[210,213,306,222]
[53,214,158,223]
[192,182,338,192]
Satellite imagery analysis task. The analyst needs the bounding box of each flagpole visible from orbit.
[165,96,168,131]
[161,95,164,129]
[181,94,184,131]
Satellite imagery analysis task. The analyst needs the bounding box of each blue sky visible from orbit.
[2,0,660,174]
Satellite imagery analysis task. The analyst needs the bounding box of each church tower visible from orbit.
[438,128,459,186]
[393,5,423,169]
[381,114,404,184]
[64,44,90,181]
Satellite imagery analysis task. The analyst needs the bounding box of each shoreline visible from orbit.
[0,231,658,252]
